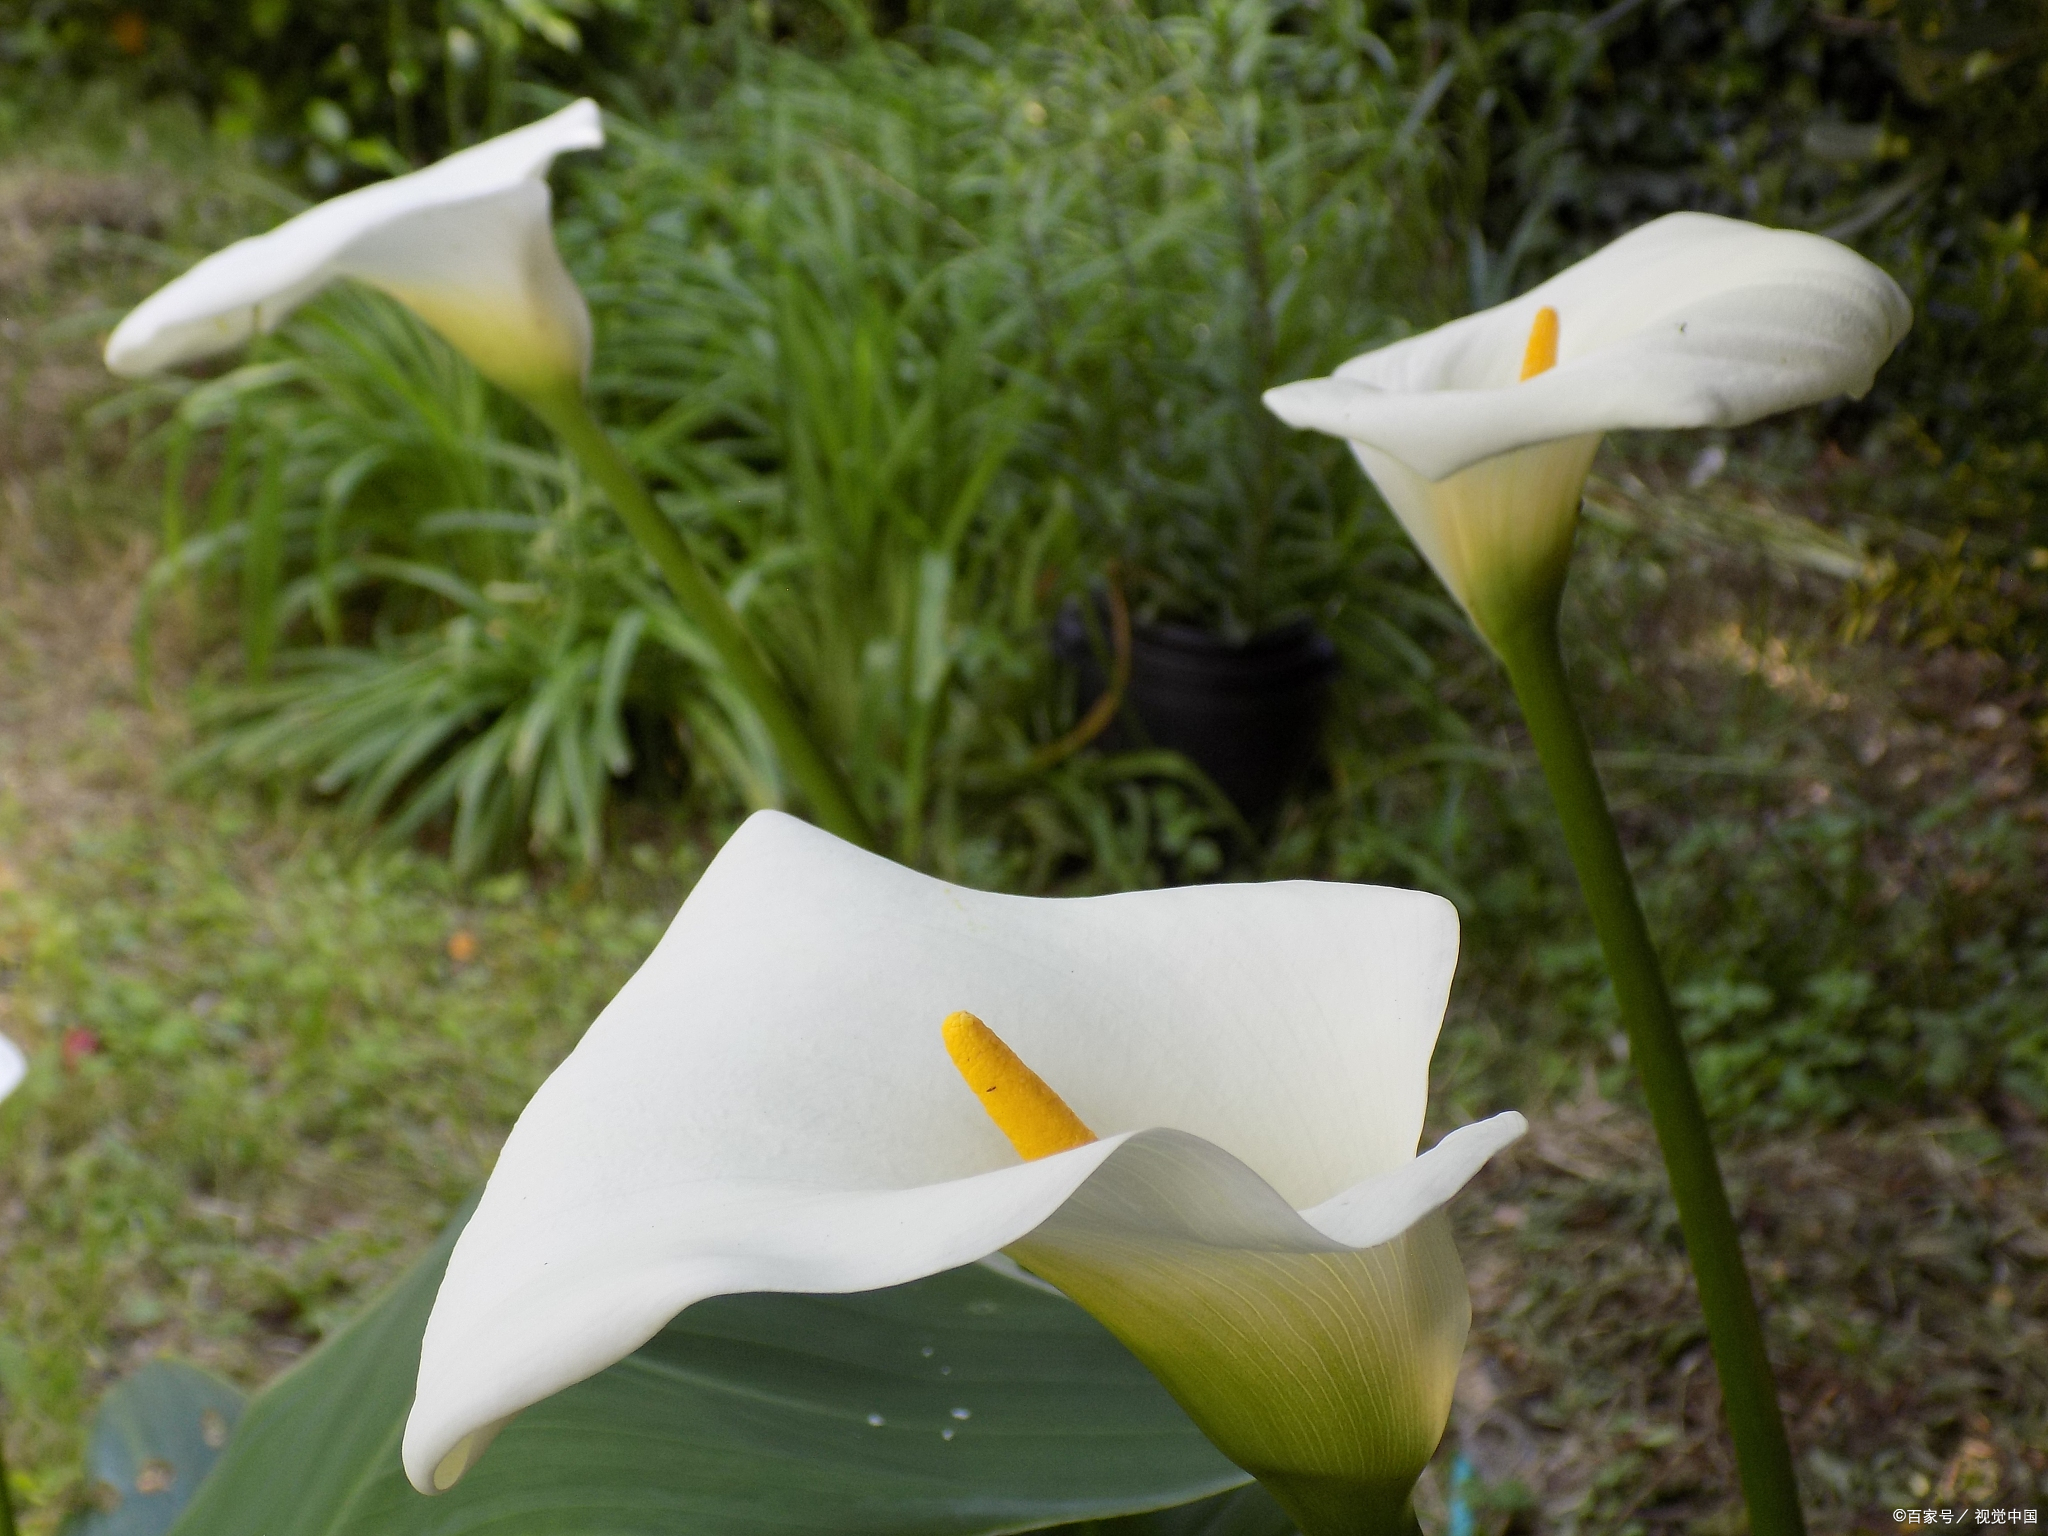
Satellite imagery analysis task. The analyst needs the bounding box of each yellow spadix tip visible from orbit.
[942,1011,1097,1162]
[1519,305,1560,381]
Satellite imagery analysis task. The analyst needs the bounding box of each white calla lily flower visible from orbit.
[0,1031,23,1104]
[104,100,603,400]
[403,811,1524,1532]
[1264,212,1911,642]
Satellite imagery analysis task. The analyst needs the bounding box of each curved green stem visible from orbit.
[526,389,876,851]
[1492,609,1804,1536]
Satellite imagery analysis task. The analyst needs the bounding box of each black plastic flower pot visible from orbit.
[1055,604,1341,829]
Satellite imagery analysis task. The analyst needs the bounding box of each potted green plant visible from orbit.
[1053,591,1339,828]
[1000,21,1438,826]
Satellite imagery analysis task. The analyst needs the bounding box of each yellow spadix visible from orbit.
[941,1011,1097,1160]
[1518,306,1559,381]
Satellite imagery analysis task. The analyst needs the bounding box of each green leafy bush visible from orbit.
[0,0,653,184]
[143,3,1439,878]
[133,289,712,874]
[1651,794,2048,1125]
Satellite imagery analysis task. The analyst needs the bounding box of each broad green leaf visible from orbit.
[68,1360,245,1536]
[172,1210,1257,1536]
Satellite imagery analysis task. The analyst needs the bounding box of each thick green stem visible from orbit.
[1258,1477,1421,1536]
[528,390,876,850]
[1493,609,1804,1536]
[0,1416,17,1536]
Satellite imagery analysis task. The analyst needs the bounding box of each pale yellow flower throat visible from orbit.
[1519,306,1559,381]
[942,1011,1097,1160]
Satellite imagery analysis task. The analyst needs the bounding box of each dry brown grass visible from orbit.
[1,157,196,871]
[1433,1084,2047,1534]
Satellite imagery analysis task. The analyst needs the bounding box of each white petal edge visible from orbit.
[0,1031,23,1104]
[402,809,1472,1491]
[405,1117,1522,1492]
[103,98,602,378]
[1264,212,1911,480]
[1303,1110,1526,1248]
[403,1134,1133,1491]
[1009,1123,1513,1510]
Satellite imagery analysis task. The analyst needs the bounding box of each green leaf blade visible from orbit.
[68,1361,246,1536]
[173,1212,1253,1536]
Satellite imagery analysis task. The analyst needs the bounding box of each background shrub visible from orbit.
[17,0,2043,652]
[0,0,660,184]
[13,0,2044,1127]
[133,3,1444,880]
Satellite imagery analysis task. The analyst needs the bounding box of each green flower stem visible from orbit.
[0,1420,16,1536]
[1267,1483,1421,1536]
[527,388,876,851]
[1492,608,1804,1536]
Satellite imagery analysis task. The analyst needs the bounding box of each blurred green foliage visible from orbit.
[123,3,1440,880]
[0,0,652,186]
[1602,791,2043,1126]
[12,0,2045,646]
[7,2,2043,1130]
[1406,0,2048,665]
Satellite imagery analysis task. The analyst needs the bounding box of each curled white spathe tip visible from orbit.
[105,99,603,394]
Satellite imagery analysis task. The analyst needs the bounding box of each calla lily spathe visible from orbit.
[104,100,603,400]
[1264,213,1912,641]
[404,811,1524,1531]
[0,1032,22,1104]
